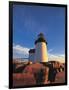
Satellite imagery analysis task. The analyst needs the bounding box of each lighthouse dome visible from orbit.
[35,33,47,45]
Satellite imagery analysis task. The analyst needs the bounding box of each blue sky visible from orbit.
[13,4,65,61]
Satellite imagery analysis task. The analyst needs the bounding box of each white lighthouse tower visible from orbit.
[35,33,48,62]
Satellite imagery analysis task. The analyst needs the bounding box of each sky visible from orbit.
[13,4,65,63]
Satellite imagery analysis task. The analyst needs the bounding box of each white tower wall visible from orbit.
[35,42,48,62]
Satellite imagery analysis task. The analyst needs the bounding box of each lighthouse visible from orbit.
[34,33,48,62]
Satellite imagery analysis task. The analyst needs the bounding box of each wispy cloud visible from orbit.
[13,44,30,58]
[48,49,53,53]
[48,48,65,63]
[13,44,65,63]
[23,14,48,36]
[48,53,65,63]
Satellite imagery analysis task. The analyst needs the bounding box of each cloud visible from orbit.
[13,44,65,63]
[48,49,53,53]
[23,14,48,36]
[48,48,65,63]
[48,53,65,63]
[13,44,30,58]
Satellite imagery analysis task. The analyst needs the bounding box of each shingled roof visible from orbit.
[29,49,35,53]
